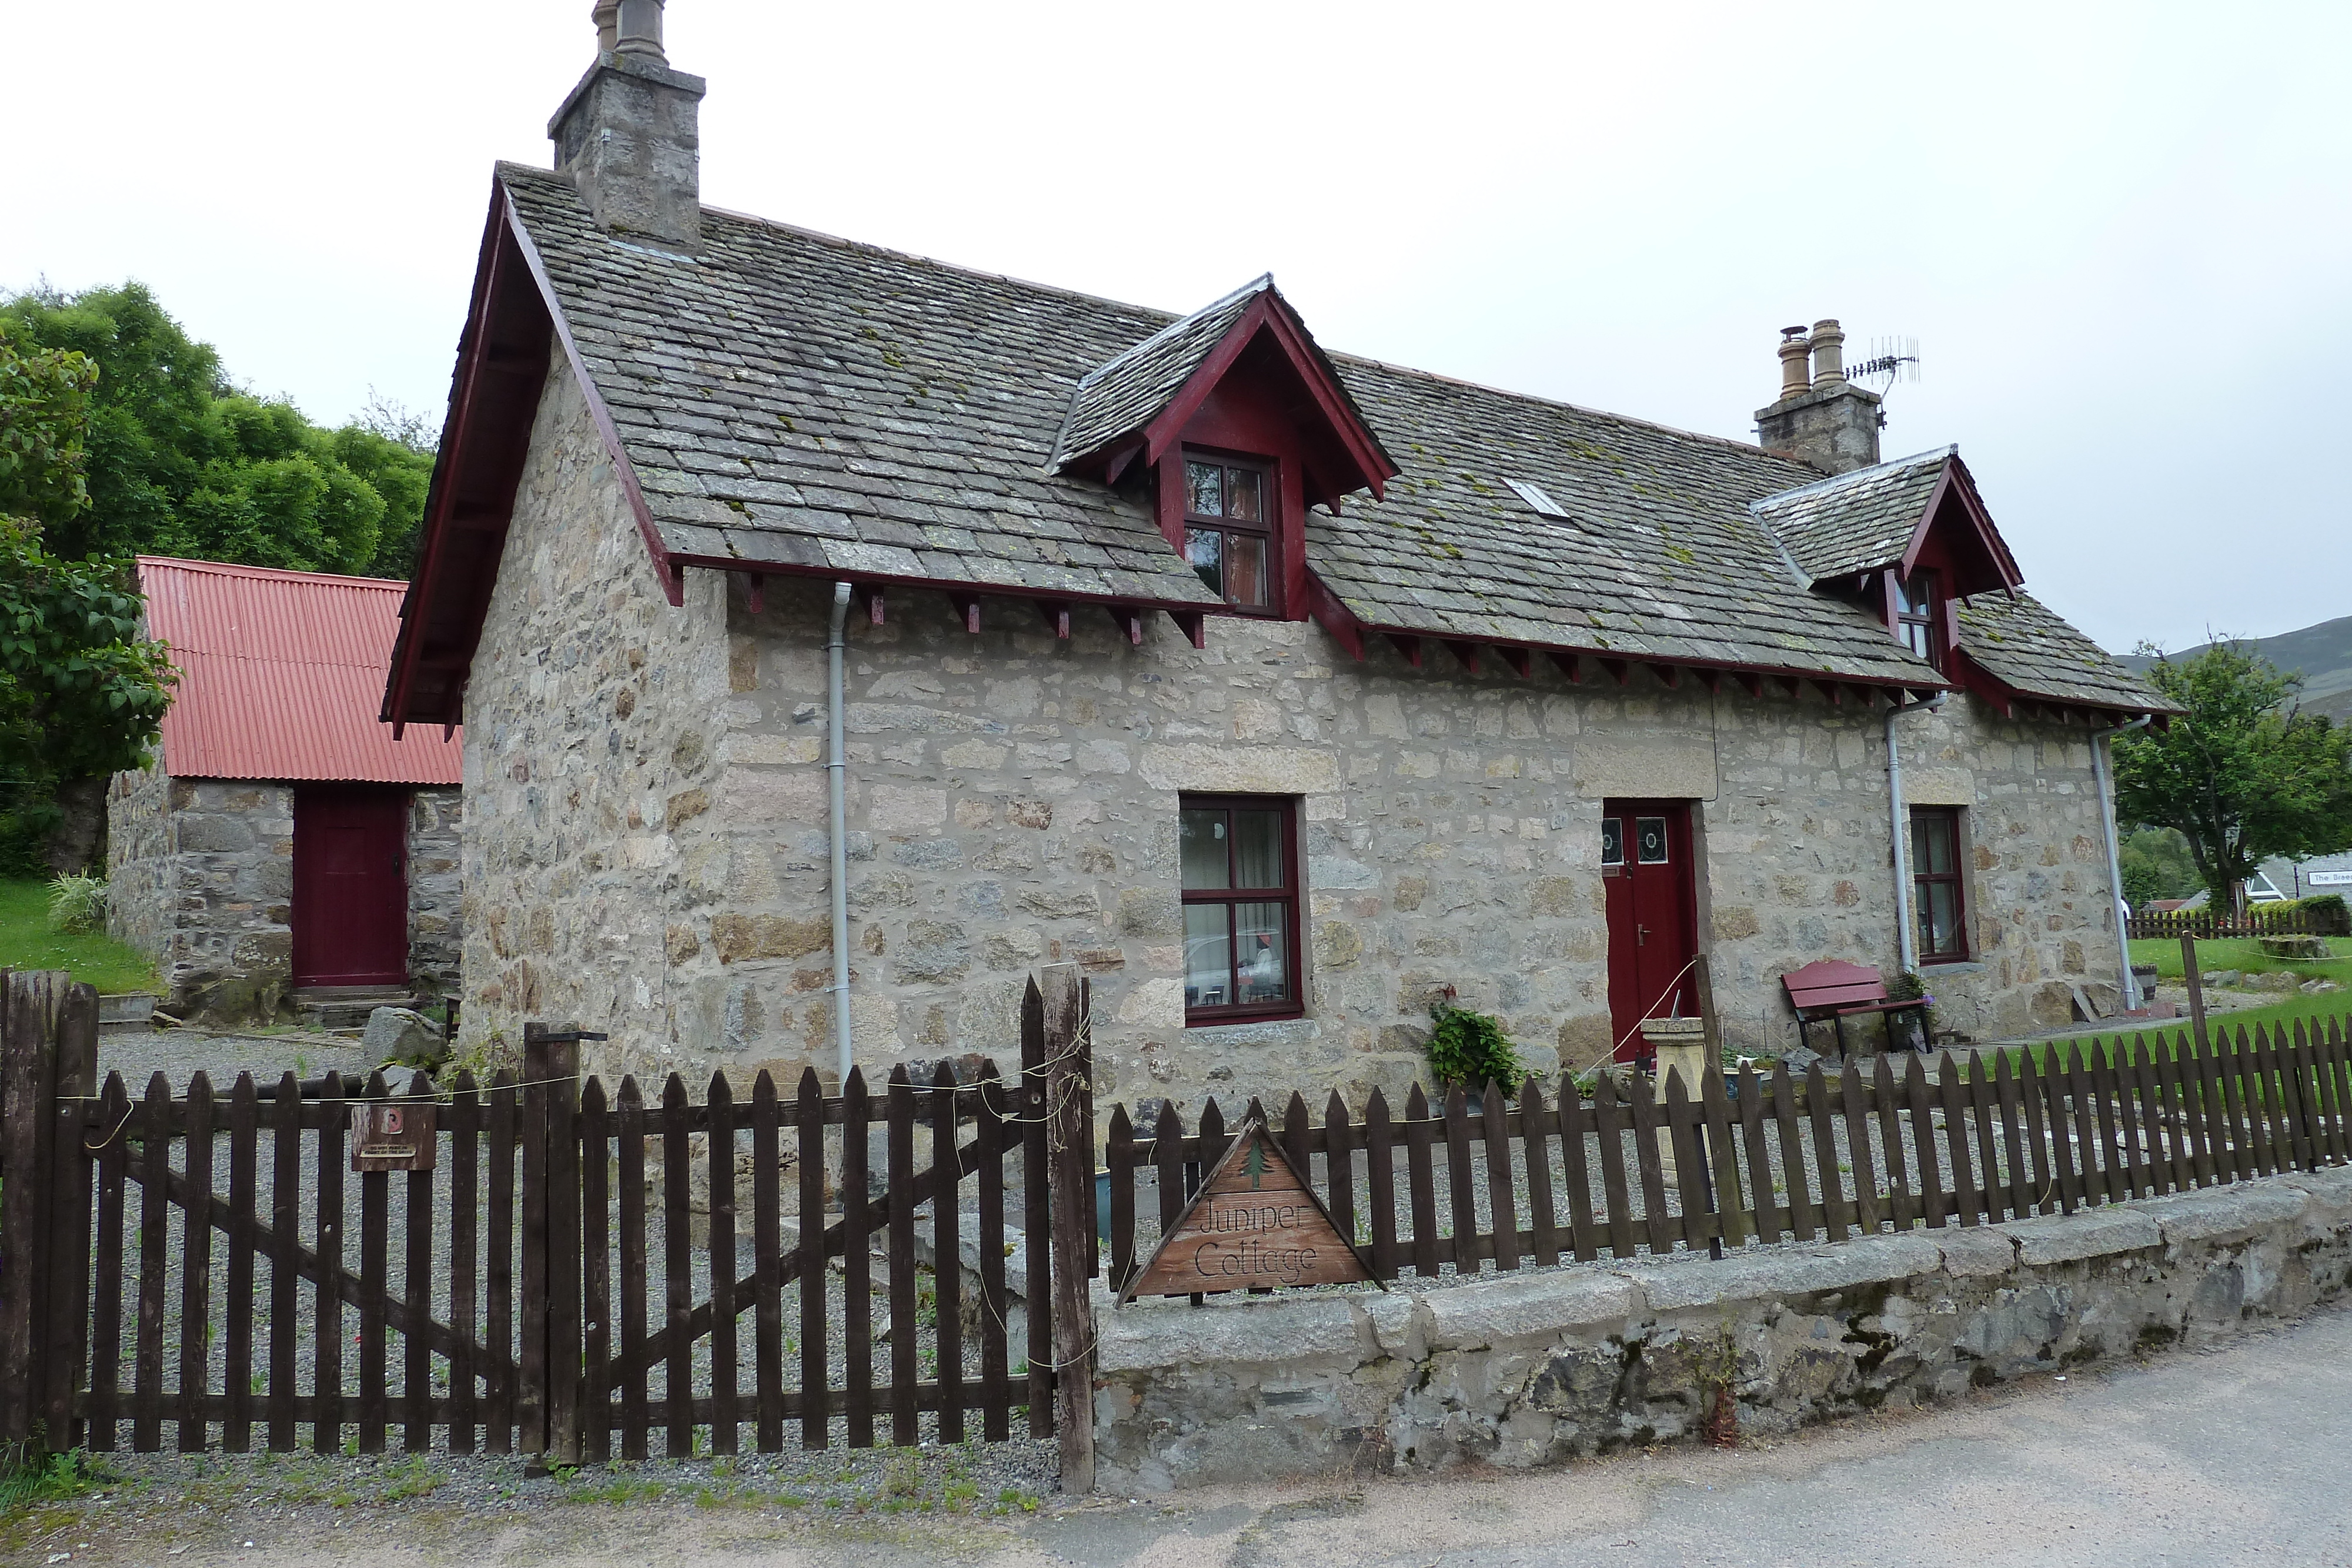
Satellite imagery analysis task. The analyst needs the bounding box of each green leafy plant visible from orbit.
[1424,997,1529,1091]
[44,872,105,934]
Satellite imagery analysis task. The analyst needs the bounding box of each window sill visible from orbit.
[1185,1007,1305,1030]
[1919,958,1984,974]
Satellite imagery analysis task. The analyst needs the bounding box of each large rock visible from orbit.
[362,1007,447,1067]
[2260,935,2332,961]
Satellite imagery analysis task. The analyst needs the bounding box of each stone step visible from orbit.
[290,987,423,1032]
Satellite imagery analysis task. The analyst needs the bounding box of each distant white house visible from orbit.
[2257,851,2352,902]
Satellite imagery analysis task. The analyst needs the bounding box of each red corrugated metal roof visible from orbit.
[139,557,463,785]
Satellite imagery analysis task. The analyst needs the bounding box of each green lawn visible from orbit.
[0,878,161,995]
[2024,935,2352,1068]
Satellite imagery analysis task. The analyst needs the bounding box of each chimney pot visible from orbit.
[1776,328,1813,402]
[592,1,619,54]
[1755,314,1882,474]
[1810,317,1847,390]
[614,0,666,60]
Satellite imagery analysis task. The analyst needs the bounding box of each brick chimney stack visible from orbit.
[549,0,706,250]
[1755,316,1882,475]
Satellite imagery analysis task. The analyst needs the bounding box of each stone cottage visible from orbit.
[383,6,2170,1105]
[109,557,463,1023]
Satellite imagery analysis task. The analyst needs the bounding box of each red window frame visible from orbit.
[1180,449,1281,615]
[1888,567,1946,671]
[1178,793,1304,1025]
[1910,806,1969,962]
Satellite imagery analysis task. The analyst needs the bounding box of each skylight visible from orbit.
[1503,477,1569,519]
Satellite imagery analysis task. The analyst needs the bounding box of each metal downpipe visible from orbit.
[827,581,854,1088]
[2095,714,2156,1008]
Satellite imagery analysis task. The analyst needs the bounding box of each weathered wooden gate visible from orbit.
[0,969,1094,1465]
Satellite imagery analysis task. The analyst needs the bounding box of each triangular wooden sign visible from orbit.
[1117,1114,1375,1303]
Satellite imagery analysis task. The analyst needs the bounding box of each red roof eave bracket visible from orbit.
[1305,573,1366,661]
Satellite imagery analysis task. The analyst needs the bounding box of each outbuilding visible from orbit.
[108,556,464,1024]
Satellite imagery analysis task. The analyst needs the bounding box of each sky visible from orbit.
[9,1,2347,654]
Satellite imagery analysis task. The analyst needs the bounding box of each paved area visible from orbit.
[14,1300,2350,1566]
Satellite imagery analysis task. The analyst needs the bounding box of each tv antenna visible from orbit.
[1850,335,1921,389]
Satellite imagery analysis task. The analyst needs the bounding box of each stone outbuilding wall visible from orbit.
[453,349,2123,1102]
[1092,1168,2352,1490]
[105,764,463,1020]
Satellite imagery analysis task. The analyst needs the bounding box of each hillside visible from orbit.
[2120,616,2352,723]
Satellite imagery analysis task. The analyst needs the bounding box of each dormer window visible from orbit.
[1890,567,1943,668]
[1183,453,1275,611]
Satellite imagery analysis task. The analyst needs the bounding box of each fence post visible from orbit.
[519,1024,550,1460]
[2180,934,2208,1055]
[1,971,58,1457]
[1042,968,1095,1495]
[543,1029,583,1467]
[44,982,98,1451]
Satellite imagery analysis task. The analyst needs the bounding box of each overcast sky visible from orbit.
[10,2,2346,653]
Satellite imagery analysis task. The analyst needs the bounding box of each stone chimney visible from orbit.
[548,0,706,250]
[1754,316,1882,475]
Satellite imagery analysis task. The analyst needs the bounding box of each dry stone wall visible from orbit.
[1093,1168,2352,1491]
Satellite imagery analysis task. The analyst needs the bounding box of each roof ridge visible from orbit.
[138,554,411,590]
[1748,444,1956,513]
[1072,274,1272,392]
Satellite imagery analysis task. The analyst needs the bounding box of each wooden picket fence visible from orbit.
[0,969,1098,1466]
[2127,905,2338,941]
[1104,1014,2352,1288]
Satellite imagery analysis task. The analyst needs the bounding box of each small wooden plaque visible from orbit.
[350,1102,437,1172]
[1118,1115,1372,1302]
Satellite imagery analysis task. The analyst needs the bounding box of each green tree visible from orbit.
[2117,825,2201,907]
[0,283,435,577]
[2113,642,2352,913]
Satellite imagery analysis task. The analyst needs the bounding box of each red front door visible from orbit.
[1602,799,1699,1062]
[292,785,412,988]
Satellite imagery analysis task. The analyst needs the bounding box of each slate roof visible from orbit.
[503,165,1221,607]
[1048,276,1268,469]
[1956,590,2179,713]
[1750,447,1952,584]
[494,163,2159,703]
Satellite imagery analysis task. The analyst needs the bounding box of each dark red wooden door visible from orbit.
[1602,799,1699,1062]
[292,785,411,988]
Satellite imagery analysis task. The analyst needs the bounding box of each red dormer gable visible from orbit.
[1055,280,1399,620]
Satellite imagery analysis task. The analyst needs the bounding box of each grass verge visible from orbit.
[0,877,160,994]
[2001,937,2350,1073]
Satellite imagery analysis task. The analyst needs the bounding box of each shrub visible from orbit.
[2273,894,2350,937]
[45,871,108,934]
[1425,999,1529,1091]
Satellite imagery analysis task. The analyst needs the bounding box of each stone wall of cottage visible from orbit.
[105,771,296,1021]
[453,350,731,1078]
[105,757,175,967]
[408,787,465,996]
[652,578,2119,1110]
[105,769,467,1020]
[449,399,2119,1098]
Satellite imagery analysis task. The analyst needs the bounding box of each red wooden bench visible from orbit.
[1780,959,1930,1059]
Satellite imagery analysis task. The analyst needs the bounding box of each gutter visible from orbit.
[1886,691,1947,974]
[2094,714,2156,1008]
[827,581,854,1088]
